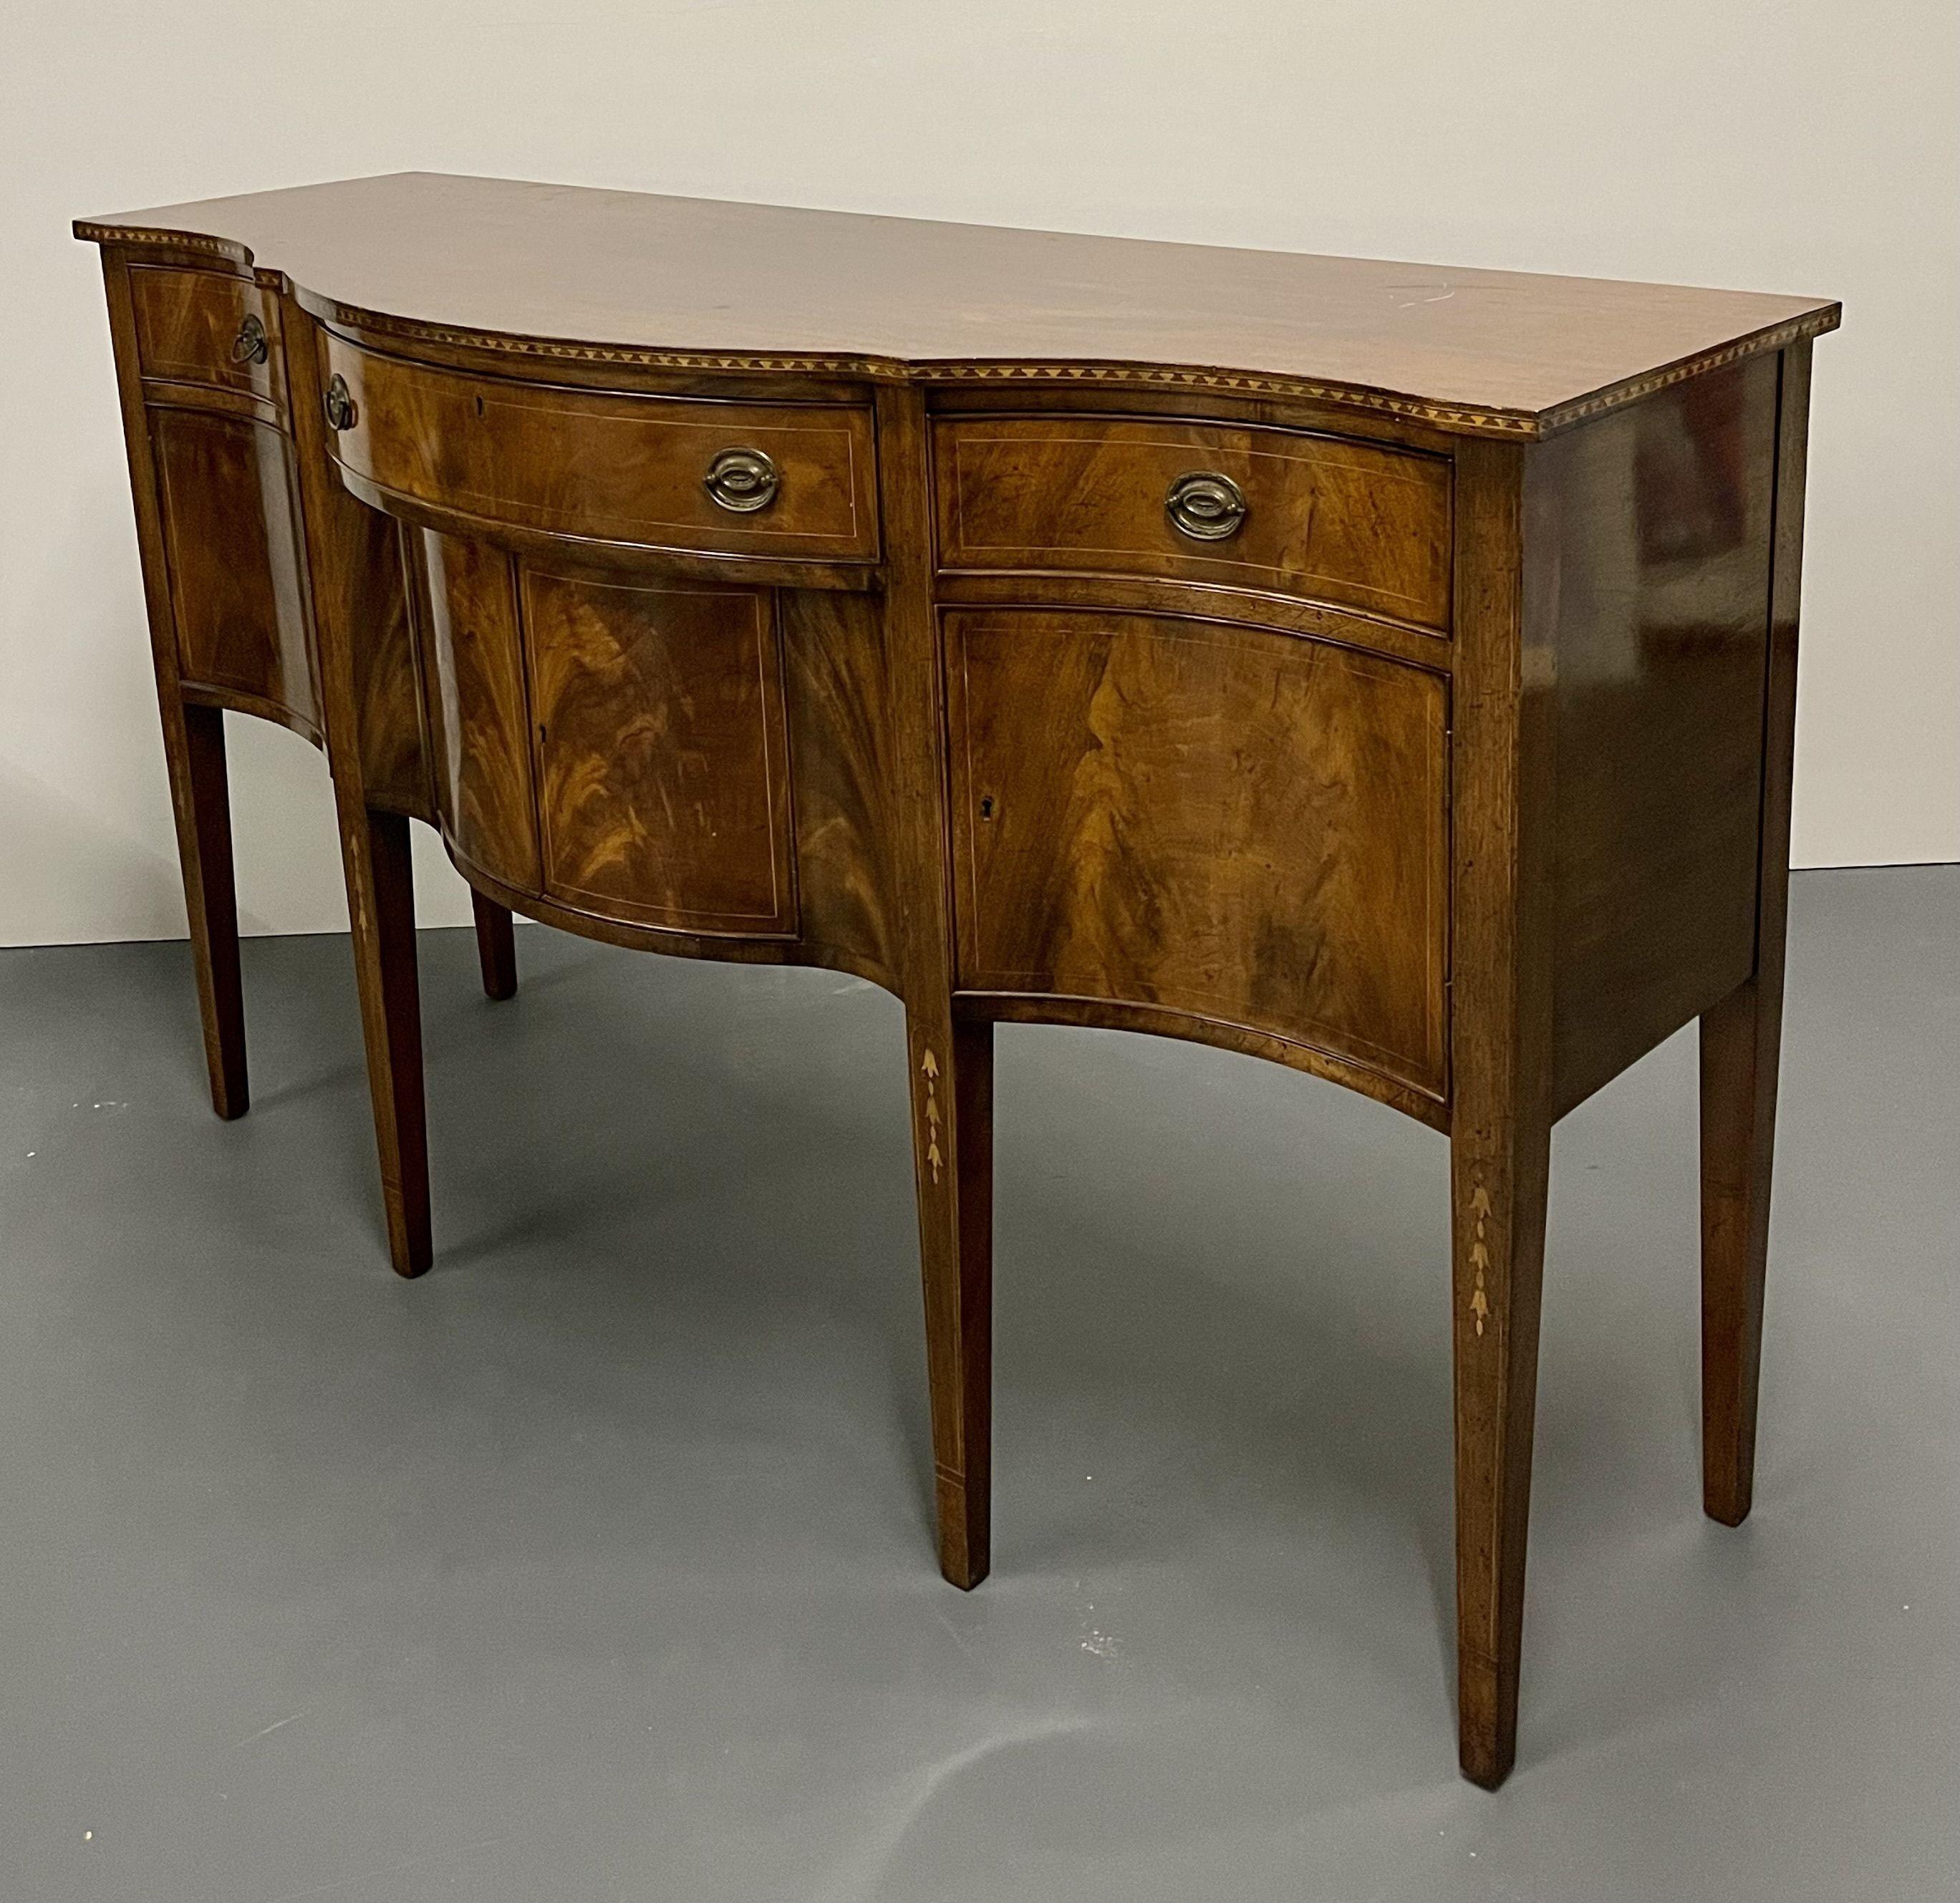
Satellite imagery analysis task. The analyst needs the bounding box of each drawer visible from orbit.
[130,266,284,411]
[935,415,1451,631]
[324,339,878,563]
[946,608,1447,1096]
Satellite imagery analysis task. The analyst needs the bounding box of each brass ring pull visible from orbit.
[703,447,779,515]
[229,313,269,366]
[322,373,357,432]
[1166,470,1249,542]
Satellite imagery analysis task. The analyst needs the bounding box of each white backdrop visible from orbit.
[3,0,1954,946]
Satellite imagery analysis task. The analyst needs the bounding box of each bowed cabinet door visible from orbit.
[945,607,1449,1108]
[523,568,797,938]
[414,532,798,941]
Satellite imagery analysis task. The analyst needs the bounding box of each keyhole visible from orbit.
[978,795,995,821]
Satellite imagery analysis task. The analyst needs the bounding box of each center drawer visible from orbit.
[322,339,879,563]
[934,414,1451,631]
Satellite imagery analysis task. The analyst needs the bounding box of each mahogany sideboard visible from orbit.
[76,174,1837,1787]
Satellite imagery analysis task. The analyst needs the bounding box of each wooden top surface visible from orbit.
[79,172,1838,438]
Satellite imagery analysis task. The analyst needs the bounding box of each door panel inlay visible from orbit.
[522,572,796,936]
[947,608,1447,1095]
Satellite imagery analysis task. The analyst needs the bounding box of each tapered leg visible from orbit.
[1446,439,1557,1788]
[1699,342,1808,1529]
[906,1009,993,1589]
[338,804,430,1276]
[470,889,518,1002]
[1699,982,1782,1525]
[162,702,248,1119]
[1450,1105,1553,1789]
[874,384,996,1589]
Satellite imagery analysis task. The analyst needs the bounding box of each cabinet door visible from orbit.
[417,533,542,895]
[151,407,317,732]
[523,571,796,937]
[946,609,1447,1098]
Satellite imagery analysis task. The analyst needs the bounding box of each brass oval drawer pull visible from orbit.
[1166,470,1248,542]
[322,373,358,432]
[703,447,779,515]
[229,313,269,367]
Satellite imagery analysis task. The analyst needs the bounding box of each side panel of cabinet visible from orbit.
[150,405,319,732]
[946,607,1448,1098]
[1543,355,1780,1115]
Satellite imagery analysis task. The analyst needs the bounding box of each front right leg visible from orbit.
[1449,1097,1552,1788]
[904,1007,995,1588]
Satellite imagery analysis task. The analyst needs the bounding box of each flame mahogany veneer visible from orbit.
[77,174,1838,1788]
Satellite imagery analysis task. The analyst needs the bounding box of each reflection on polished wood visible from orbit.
[79,174,1836,1788]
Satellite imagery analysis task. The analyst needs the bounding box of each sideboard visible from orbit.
[77,174,1837,1786]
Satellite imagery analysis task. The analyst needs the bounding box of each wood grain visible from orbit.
[780,589,901,987]
[417,531,543,896]
[129,263,284,412]
[99,253,254,1118]
[77,186,1837,1793]
[1447,438,1555,1791]
[1545,357,1780,1116]
[79,173,1838,437]
[150,406,318,734]
[286,304,433,1275]
[341,512,430,820]
[881,384,993,1590]
[935,414,1451,629]
[325,337,877,561]
[1700,342,1812,1528]
[523,571,796,936]
[947,607,1448,1098]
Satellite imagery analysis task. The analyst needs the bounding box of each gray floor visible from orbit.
[1,868,1954,1903]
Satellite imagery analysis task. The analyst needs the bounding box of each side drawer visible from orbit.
[934,414,1451,631]
[323,339,879,564]
[130,266,285,412]
[946,608,1448,1097]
